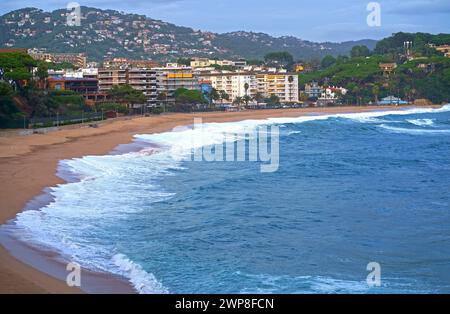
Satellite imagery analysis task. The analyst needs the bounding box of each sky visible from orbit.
[1,0,449,42]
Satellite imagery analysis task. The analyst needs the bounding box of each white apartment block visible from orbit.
[208,74,258,100]
[256,73,299,103]
[199,72,299,103]
[190,58,247,69]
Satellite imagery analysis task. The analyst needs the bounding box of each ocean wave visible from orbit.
[406,119,435,127]
[135,104,450,154]
[237,271,371,294]
[236,271,431,294]
[112,254,168,294]
[378,124,450,135]
[6,103,450,293]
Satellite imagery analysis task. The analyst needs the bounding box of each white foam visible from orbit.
[378,124,450,135]
[406,118,435,126]
[135,105,450,154]
[237,271,370,294]
[112,254,168,294]
[7,104,449,294]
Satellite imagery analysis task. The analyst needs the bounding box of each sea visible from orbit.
[2,105,450,294]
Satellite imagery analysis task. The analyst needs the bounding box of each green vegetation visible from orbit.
[0,52,94,128]
[350,45,371,58]
[107,84,146,106]
[95,102,129,114]
[300,33,450,105]
[173,88,206,111]
[0,52,37,86]
[264,51,294,68]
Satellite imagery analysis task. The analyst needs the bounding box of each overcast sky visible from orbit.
[1,0,449,42]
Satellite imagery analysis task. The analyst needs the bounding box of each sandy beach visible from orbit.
[0,105,437,294]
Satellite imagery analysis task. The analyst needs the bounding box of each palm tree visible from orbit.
[219,90,230,104]
[208,88,220,109]
[243,95,252,108]
[244,82,249,96]
[372,85,380,105]
[233,96,243,111]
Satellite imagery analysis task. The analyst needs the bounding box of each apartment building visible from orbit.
[29,50,87,68]
[208,73,257,100]
[199,71,299,103]
[190,58,248,69]
[103,58,160,69]
[98,67,157,106]
[256,74,299,103]
[153,64,199,103]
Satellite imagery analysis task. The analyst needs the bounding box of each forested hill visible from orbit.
[0,7,376,61]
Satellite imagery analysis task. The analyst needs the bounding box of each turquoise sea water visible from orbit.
[3,105,450,293]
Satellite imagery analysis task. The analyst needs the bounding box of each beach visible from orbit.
[0,105,438,294]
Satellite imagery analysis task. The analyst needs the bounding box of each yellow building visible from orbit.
[153,65,198,103]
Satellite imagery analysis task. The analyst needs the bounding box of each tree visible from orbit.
[264,51,294,69]
[107,84,147,111]
[321,55,337,69]
[219,90,230,104]
[243,95,252,108]
[208,88,220,108]
[233,96,243,110]
[372,85,380,104]
[174,88,206,111]
[0,52,36,90]
[253,92,264,104]
[266,94,280,106]
[351,45,371,58]
[36,63,49,81]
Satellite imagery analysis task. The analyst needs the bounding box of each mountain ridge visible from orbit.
[0,6,377,62]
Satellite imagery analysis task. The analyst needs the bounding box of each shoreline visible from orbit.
[0,105,439,294]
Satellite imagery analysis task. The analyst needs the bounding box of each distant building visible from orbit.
[190,58,210,68]
[435,45,450,57]
[98,67,157,106]
[304,82,323,98]
[190,58,248,69]
[379,63,397,76]
[197,71,299,103]
[256,73,299,103]
[29,50,87,68]
[378,96,409,105]
[293,63,305,73]
[153,65,198,104]
[317,86,347,106]
[0,48,28,54]
[48,77,98,94]
[103,58,160,69]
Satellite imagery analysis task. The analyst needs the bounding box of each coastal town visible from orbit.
[2,1,450,300]
[4,44,449,111]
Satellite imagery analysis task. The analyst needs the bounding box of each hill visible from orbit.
[0,7,377,62]
[299,32,450,105]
